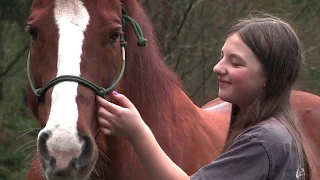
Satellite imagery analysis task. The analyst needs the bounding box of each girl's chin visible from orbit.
[218,92,234,103]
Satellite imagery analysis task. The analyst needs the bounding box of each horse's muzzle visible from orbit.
[38,130,94,179]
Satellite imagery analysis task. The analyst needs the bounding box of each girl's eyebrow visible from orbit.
[221,50,245,63]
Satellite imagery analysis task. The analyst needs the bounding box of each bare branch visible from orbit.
[0,44,29,80]
[177,0,195,35]
[179,44,214,51]
[174,48,183,72]
[294,2,309,20]
[305,43,320,54]
[190,71,212,99]
[191,0,206,11]
[180,59,206,80]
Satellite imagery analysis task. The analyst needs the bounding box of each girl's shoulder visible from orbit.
[236,117,302,179]
[238,117,293,146]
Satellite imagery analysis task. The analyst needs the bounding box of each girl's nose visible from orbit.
[213,60,227,75]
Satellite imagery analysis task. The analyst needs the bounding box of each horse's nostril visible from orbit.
[70,158,77,168]
[82,136,93,154]
[38,130,52,162]
[76,135,93,169]
[49,156,56,167]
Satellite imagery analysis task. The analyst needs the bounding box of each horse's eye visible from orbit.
[26,26,38,40]
[109,31,121,43]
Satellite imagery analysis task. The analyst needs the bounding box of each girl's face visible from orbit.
[213,33,267,110]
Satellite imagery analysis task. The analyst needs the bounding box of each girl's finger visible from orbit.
[98,117,112,129]
[98,106,115,119]
[112,91,136,110]
[100,127,112,135]
[97,96,123,114]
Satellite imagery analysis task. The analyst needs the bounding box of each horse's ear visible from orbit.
[27,84,38,118]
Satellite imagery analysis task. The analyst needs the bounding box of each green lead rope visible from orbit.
[121,5,147,47]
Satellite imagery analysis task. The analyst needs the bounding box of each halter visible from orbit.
[27,5,147,102]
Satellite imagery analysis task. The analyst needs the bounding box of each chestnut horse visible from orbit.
[25,0,319,179]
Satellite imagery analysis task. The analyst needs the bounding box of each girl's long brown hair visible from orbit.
[223,14,310,179]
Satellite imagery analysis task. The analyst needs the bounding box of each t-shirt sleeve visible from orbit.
[189,133,269,180]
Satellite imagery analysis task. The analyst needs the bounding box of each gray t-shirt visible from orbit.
[190,117,305,180]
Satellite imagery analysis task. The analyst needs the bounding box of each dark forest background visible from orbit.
[0,0,319,179]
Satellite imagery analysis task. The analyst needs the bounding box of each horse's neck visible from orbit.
[138,84,197,128]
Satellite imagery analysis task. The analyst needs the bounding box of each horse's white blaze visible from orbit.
[38,0,90,168]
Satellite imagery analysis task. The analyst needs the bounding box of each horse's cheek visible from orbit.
[27,84,38,118]
[26,152,44,180]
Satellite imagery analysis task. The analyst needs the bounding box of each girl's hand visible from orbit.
[97,92,189,180]
[97,91,148,141]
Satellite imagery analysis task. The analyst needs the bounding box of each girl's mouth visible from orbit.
[219,79,232,84]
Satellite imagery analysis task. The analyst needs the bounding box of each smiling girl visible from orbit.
[97,15,310,180]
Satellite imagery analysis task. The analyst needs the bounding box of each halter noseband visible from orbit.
[27,6,147,101]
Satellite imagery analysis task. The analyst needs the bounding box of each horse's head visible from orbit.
[26,0,145,179]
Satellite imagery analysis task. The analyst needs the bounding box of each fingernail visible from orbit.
[113,91,118,95]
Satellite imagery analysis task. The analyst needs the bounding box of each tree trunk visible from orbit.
[0,27,4,102]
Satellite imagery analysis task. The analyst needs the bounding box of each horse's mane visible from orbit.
[121,0,186,122]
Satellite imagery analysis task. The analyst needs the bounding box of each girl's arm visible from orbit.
[97,92,189,180]
[131,124,189,180]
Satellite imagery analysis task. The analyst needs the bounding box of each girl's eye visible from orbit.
[232,61,242,67]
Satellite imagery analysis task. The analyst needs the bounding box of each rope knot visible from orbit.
[137,38,147,46]
[120,39,127,47]
[35,89,42,98]
[98,89,106,97]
